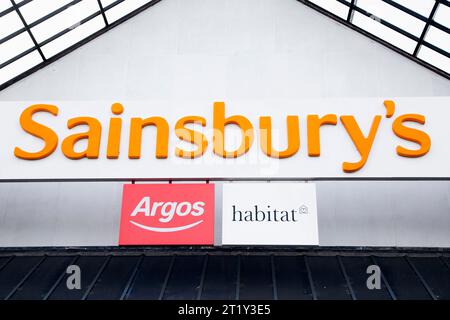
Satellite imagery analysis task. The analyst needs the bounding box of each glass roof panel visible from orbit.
[29,0,101,43]
[103,0,154,23]
[357,0,426,37]
[0,11,24,40]
[19,0,75,25]
[352,10,417,53]
[0,50,42,85]
[40,16,105,58]
[0,2,13,14]
[0,32,34,64]
[308,0,350,19]
[390,0,435,17]
[301,0,450,78]
[418,45,450,74]
[426,26,450,54]
[0,0,448,90]
[0,0,162,89]
[434,3,450,27]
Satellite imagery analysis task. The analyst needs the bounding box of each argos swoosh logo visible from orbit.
[129,220,203,232]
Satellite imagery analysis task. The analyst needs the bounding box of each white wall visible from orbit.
[0,0,449,247]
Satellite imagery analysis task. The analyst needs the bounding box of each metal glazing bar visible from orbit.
[4,255,46,300]
[120,255,144,300]
[81,255,111,300]
[336,0,421,43]
[97,0,109,26]
[422,40,450,59]
[103,0,126,12]
[0,0,162,91]
[235,255,241,300]
[10,0,45,61]
[414,1,440,56]
[0,0,32,18]
[43,255,80,300]
[441,256,450,271]
[347,0,357,22]
[304,256,317,300]
[270,255,278,300]
[405,256,436,300]
[382,0,429,22]
[0,46,35,69]
[371,256,397,300]
[337,256,356,300]
[1,3,102,70]
[158,255,174,300]
[299,0,450,80]
[0,0,81,47]
[38,10,103,47]
[0,256,14,272]
[439,0,450,8]
[196,255,209,300]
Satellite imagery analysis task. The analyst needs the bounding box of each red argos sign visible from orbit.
[119,184,215,245]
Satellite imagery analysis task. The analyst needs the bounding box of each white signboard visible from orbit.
[221,183,319,245]
[0,97,449,179]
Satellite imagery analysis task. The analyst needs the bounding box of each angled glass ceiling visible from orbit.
[302,0,450,78]
[0,0,160,90]
[0,0,449,91]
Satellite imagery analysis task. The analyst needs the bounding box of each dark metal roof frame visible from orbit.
[0,0,448,92]
[299,0,450,81]
[0,0,163,91]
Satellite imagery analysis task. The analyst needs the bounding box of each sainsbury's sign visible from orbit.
[0,97,449,179]
[119,183,214,245]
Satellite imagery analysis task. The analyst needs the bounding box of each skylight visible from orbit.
[0,0,449,91]
[0,0,160,90]
[303,0,450,77]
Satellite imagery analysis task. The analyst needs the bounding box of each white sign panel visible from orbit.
[0,97,449,179]
[221,183,319,245]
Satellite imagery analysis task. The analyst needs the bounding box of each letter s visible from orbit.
[392,114,430,158]
[14,104,59,160]
[175,116,208,159]
[191,201,205,216]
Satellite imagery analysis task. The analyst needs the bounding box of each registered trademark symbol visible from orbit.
[300,205,309,214]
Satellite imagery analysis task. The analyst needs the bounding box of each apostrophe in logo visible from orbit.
[119,184,214,245]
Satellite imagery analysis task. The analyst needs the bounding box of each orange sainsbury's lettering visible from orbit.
[107,102,124,159]
[307,114,337,157]
[13,101,432,173]
[392,114,431,158]
[129,116,169,159]
[340,115,382,173]
[61,117,102,159]
[213,102,254,158]
[175,116,208,159]
[260,116,300,158]
[14,104,59,160]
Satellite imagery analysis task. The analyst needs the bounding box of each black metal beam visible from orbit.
[0,0,31,19]
[0,0,163,92]
[0,0,448,92]
[97,0,109,26]
[9,0,45,62]
[297,0,450,81]
[0,0,81,47]
[347,0,357,22]
[414,1,440,57]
